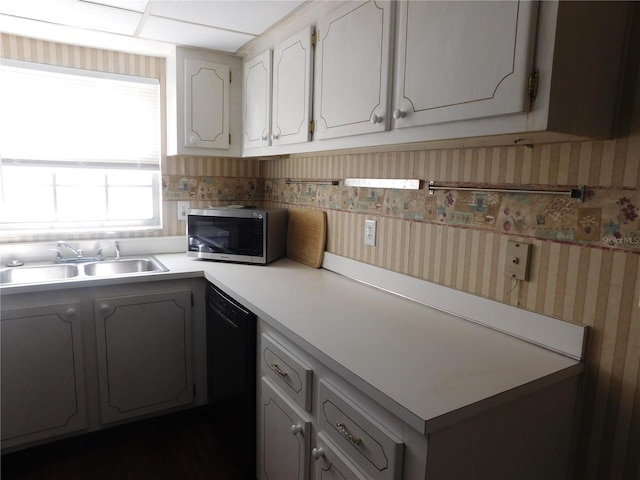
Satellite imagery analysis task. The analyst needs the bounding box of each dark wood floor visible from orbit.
[1,406,249,480]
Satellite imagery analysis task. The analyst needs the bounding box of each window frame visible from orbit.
[0,58,163,235]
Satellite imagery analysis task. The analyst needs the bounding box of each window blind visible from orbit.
[0,58,160,169]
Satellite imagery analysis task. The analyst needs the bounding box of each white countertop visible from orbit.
[1,252,582,434]
[158,253,582,434]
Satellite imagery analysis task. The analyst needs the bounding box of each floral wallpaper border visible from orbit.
[163,175,264,204]
[163,174,640,252]
[263,179,640,252]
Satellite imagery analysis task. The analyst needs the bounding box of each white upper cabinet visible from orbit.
[243,26,314,150]
[237,0,629,155]
[243,50,272,149]
[393,1,538,128]
[314,0,394,140]
[184,59,230,149]
[272,26,314,146]
[167,46,242,157]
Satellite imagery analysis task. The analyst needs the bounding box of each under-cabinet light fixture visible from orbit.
[344,178,420,189]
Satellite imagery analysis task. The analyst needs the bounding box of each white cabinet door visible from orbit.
[272,26,314,146]
[393,0,538,128]
[261,377,311,480]
[313,434,368,480]
[314,0,394,139]
[1,303,87,447]
[95,290,193,424]
[243,50,272,149]
[184,59,230,149]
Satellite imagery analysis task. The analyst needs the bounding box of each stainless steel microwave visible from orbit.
[187,207,288,264]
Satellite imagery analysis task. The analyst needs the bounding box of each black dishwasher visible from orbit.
[206,282,256,480]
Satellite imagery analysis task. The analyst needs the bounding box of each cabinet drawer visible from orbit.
[319,379,403,480]
[261,334,313,412]
[313,433,368,480]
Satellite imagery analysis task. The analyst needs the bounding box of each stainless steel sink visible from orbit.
[83,257,168,276]
[0,256,168,285]
[0,264,79,284]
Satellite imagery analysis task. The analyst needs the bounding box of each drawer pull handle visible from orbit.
[271,363,289,379]
[336,422,362,446]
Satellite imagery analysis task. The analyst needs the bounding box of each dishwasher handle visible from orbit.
[209,303,240,329]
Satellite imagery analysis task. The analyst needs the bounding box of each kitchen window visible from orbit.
[0,58,161,233]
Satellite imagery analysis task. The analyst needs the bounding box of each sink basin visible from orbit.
[0,264,79,284]
[83,257,168,276]
[0,256,168,285]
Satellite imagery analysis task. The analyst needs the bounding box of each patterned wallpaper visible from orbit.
[161,156,262,225]
[259,53,640,479]
[264,176,640,253]
[3,32,640,480]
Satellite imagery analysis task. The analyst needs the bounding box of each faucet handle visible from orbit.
[49,248,63,262]
[95,246,110,261]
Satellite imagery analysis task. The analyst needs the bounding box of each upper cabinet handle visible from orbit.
[392,109,406,120]
[261,131,268,141]
[271,133,280,141]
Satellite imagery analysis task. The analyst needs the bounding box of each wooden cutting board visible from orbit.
[286,209,327,268]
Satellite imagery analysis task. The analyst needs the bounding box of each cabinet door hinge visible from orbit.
[229,133,231,144]
[528,68,539,104]
[229,71,232,83]
[311,29,317,47]
[309,119,315,135]
[191,293,194,306]
[193,383,196,396]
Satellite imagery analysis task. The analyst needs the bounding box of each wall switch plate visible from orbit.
[365,219,377,246]
[505,241,531,281]
[177,201,190,221]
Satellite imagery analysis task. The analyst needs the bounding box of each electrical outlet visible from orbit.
[177,201,190,221]
[505,241,531,281]
[365,219,376,246]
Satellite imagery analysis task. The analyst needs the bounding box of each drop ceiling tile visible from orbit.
[147,0,304,35]
[78,0,150,13]
[0,0,142,35]
[138,15,255,52]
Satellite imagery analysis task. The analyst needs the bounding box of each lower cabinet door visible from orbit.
[261,377,311,480]
[94,290,193,423]
[313,433,368,480]
[1,303,87,448]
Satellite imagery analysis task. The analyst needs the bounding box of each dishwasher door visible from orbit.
[206,283,256,403]
[206,282,257,479]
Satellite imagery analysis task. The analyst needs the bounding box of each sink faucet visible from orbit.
[58,241,83,258]
[114,240,121,260]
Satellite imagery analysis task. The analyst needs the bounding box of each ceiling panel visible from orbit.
[79,0,150,13]
[0,0,142,35]
[0,0,308,55]
[138,15,256,52]
[147,0,304,35]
